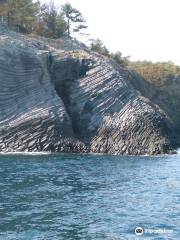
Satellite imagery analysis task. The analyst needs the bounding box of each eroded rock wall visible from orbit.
[126,69,180,147]
[50,52,175,155]
[0,29,85,152]
[0,27,177,154]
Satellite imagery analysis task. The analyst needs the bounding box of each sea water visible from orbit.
[0,153,179,240]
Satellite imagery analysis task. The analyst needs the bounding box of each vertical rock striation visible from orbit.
[51,52,174,155]
[0,27,177,154]
[0,29,85,152]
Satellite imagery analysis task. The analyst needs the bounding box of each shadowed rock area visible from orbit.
[0,26,178,155]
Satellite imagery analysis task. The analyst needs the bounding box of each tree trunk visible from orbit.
[68,18,70,38]
[7,11,10,27]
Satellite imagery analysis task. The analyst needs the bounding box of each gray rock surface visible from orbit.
[0,27,85,153]
[127,69,180,148]
[0,26,178,154]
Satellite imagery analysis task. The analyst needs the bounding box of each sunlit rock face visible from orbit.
[51,53,174,155]
[0,26,177,155]
[0,28,85,153]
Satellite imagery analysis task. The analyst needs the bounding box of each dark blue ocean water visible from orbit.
[0,153,179,240]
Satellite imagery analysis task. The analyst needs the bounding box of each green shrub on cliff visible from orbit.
[128,61,180,86]
[91,39,110,56]
[90,38,180,86]
[90,39,129,67]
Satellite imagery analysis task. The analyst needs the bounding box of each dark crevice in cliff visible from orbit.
[49,54,90,139]
[1,28,179,154]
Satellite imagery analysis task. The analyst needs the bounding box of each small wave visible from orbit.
[0,151,51,156]
[176,148,180,154]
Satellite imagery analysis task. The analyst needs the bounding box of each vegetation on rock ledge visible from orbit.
[128,61,180,87]
[0,0,179,87]
[0,0,87,38]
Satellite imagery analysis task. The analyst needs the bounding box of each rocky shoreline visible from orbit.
[0,26,179,155]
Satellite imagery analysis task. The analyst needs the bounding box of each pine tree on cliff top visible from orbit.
[61,3,87,38]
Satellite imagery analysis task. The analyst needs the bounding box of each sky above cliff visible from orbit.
[43,0,180,64]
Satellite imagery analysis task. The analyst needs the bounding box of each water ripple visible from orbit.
[0,154,180,239]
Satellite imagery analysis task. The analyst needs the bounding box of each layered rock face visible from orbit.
[0,29,85,152]
[0,27,178,154]
[127,70,180,147]
[151,76,180,136]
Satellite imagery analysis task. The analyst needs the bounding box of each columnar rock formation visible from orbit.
[0,27,178,154]
[0,28,85,153]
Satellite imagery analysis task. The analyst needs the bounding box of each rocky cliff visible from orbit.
[0,26,179,155]
[127,69,180,147]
